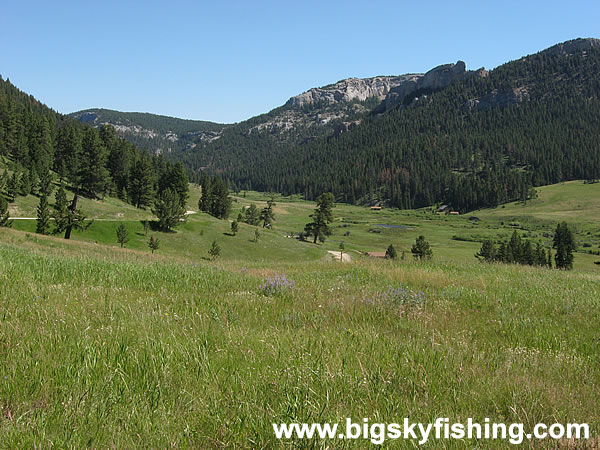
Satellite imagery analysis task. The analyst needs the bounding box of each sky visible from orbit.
[1,0,598,123]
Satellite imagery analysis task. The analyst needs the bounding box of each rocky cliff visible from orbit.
[287,61,487,113]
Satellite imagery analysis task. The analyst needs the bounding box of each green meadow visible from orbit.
[1,180,599,447]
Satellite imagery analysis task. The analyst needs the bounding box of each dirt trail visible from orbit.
[327,250,352,263]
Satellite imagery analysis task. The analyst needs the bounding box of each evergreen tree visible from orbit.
[208,240,221,260]
[0,196,12,227]
[152,188,186,231]
[79,128,110,198]
[63,194,89,240]
[6,172,19,202]
[253,228,261,243]
[385,243,397,259]
[304,192,335,244]
[243,203,261,225]
[116,224,129,248]
[260,197,276,228]
[475,240,496,262]
[553,222,576,269]
[52,186,69,235]
[129,158,155,208]
[339,241,345,260]
[35,194,51,235]
[411,235,433,260]
[148,235,160,254]
[231,220,239,235]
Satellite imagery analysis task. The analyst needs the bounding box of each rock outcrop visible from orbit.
[287,61,488,113]
[286,75,421,108]
[466,86,530,111]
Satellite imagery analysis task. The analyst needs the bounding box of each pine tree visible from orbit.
[0,196,12,227]
[52,186,69,235]
[475,240,496,262]
[152,188,186,231]
[79,128,110,198]
[231,220,239,236]
[208,240,221,260]
[63,194,88,240]
[304,192,335,244]
[553,222,576,270]
[260,197,276,228]
[6,172,19,202]
[411,235,433,260]
[243,204,261,226]
[385,243,397,259]
[129,158,155,208]
[253,229,261,243]
[339,241,345,260]
[116,224,129,248]
[35,194,51,235]
[148,235,160,254]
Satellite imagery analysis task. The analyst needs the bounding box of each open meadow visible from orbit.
[1,181,599,446]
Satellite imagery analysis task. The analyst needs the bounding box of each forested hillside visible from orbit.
[0,77,189,215]
[182,38,600,211]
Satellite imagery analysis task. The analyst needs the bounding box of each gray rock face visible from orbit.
[466,87,530,111]
[286,61,487,113]
[286,75,422,108]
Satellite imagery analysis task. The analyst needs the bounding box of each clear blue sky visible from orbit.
[1,1,598,123]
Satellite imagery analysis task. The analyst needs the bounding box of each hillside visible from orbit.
[176,38,600,211]
[70,108,225,157]
[1,218,599,446]
[71,60,482,169]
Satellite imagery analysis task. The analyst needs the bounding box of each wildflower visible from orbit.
[259,273,296,296]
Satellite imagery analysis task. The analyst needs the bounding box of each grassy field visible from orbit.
[0,227,599,447]
[1,180,599,446]
[9,180,600,271]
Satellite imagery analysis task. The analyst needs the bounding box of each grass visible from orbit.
[1,180,599,446]
[0,228,599,447]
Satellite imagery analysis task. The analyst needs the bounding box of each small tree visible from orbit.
[0,196,12,227]
[52,186,69,235]
[475,240,496,262]
[142,220,150,235]
[36,194,51,235]
[152,188,186,231]
[148,235,160,254]
[261,197,276,228]
[385,243,397,259]
[231,220,239,235]
[411,235,433,260]
[304,192,335,244]
[208,240,221,260]
[253,228,261,243]
[339,241,345,260]
[553,222,576,270]
[116,224,129,248]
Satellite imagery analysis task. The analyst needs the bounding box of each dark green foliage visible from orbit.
[148,235,160,253]
[62,194,89,240]
[0,76,191,215]
[0,196,12,227]
[474,229,564,268]
[242,204,261,226]
[553,222,576,270]
[231,220,239,235]
[79,128,110,198]
[129,158,155,208]
[475,240,497,262]
[116,224,129,248]
[411,235,433,260]
[153,188,186,231]
[181,44,600,212]
[142,220,150,236]
[208,240,221,260]
[260,197,276,228]
[35,194,51,235]
[304,192,335,244]
[385,243,397,260]
[199,176,231,219]
[52,186,69,235]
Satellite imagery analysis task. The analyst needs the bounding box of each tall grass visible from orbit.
[0,229,599,447]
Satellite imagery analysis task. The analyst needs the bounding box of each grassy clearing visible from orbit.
[0,227,599,447]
